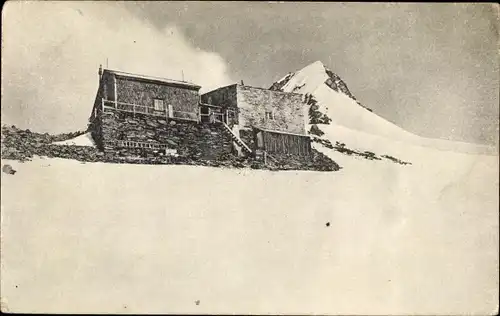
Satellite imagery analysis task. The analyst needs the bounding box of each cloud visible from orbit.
[1,2,234,133]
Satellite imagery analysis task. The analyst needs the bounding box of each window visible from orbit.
[265,110,275,120]
[256,131,264,148]
[153,99,165,111]
[167,104,173,118]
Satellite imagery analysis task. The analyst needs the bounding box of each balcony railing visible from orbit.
[101,99,198,122]
[172,110,199,121]
[200,112,224,123]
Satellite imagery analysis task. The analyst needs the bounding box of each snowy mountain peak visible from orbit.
[302,60,327,73]
[270,61,427,141]
[270,61,329,94]
[310,60,325,67]
[269,61,371,111]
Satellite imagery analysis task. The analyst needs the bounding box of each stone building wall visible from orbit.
[89,72,112,125]
[89,78,108,151]
[236,86,306,135]
[202,84,307,135]
[97,109,233,160]
[200,84,238,108]
[101,71,115,101]
[115,77,200,114]
[89,114,104,151]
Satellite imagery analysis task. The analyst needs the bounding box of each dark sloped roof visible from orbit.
[104,69,201,90]
[254,127,308,137]
[201,83,303,97]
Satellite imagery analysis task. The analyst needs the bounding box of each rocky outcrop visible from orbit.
[311,136,411,165]
[1,125,91,161]
[323,68,356,100]
[269,73,294,91]
[309,124,325,137]
[1,125,342,172]
[257,149,341,172]
[306,94,332,125]
[2,164,16,175]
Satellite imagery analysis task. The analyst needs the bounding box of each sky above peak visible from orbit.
[2,2,499,146]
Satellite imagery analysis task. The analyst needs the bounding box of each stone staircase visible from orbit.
[220,122,253,155]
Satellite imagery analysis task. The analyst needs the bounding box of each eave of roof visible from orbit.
[201,83,303,97]
[236,84,304,96]
[104,69,201,90]
[254,127,309,137]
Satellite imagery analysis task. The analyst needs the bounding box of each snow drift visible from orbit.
[1,146,498,314]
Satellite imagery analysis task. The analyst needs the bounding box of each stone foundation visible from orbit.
[95,109,234,160]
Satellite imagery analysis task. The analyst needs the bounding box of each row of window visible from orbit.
[153,98,276,121]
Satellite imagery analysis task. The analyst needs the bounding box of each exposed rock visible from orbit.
[165,139,177,147]
[309,124,325,137]
[255,149,341,172]
[269,72,294,91]
[306,94,332,125]
[311,136,411,166]
[381,154,412,165]
[2,164,16,175]
[2,124,342,172]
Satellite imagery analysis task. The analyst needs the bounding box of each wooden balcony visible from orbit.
[101,99,199,122]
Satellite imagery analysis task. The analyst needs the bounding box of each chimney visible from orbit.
[240,80,244,85]
[98,64,103,79]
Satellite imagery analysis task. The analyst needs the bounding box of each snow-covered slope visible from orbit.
[311,123,482,169]
[271,61,496,155]
[1,151,498,314]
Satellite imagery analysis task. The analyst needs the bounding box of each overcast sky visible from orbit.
[2,2,499,146]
